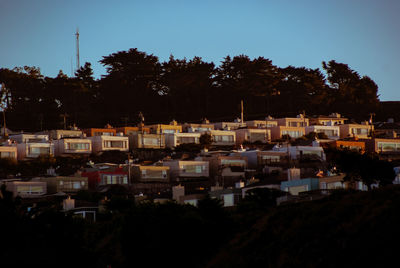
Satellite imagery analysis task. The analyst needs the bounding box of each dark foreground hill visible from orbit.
[207,187,400,268]
[2,186,400,267]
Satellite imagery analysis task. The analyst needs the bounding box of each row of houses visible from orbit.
[167,171,374,207]
[0,142,319,196]
[1,132,399,161]
[3,146,400,217]
[1,150,246,197]
[2,113,397,160]
[1,113,399,223]
[4,162,397,207]
[178,161,400,207]
[0,137,378,198]
[7,164,397,222]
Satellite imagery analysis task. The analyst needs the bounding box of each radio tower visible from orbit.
[75,28,80,72]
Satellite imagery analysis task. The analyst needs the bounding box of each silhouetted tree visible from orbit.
[215,55,281,117]
[326,148,395,189]
[322,60,379,120]
[160,56,216,121]
[0,51,384,130]
[99,48,162,124]
[200,133,213,149]
[276,66,328,115]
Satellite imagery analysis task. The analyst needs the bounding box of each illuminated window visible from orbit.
[104,141,126,148]
[66,143,90,150]
[73,182,81,189]
[261,155,280,163]
[0,151,15,158]
[143,138,160,145]
[352,128,368,135]
[378,142,400,152]
[16,185,44,195]
[29,146,50,155]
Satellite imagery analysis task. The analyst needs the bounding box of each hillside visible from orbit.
[207,187,400,268]
[2,184,400,267]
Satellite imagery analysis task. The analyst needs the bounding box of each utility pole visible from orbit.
[240,100,244,127]
[60,113,69,130]
[159,124,162,148]
[75,28,80,72]
[126,152,132,186]
[369,113,375,138]
[138,112,145,147]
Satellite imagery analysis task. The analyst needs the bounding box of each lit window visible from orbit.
[73,182,81,189]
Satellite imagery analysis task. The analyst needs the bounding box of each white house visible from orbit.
[129,133,165,149]
[165,132,201,148]
[272,144,326,161]
[54,138,92,156]
[305,125,340,140]
[213,119,245,130]
[339,123,372,139]
[0,145,18,160]
[207,130,236,146]
[17,142,54,160]
[4,180,47,198]
[163,160,209,181]
[235,128,271,144]
[40,129,83,140]
[89,135,129,153]
[237,150,288,169]
[10,134,49,143]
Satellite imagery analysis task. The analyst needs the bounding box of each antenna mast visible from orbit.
[75,28,80,72]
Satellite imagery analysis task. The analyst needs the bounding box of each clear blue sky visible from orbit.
[1,0,399,100]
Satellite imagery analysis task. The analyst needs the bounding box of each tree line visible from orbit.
[0,48,381,131]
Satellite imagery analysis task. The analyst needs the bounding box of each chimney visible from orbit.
[172,185,185,203]
[46,167,56,176]
[329,113,341,118]
[287,168,301,181]
[235,181,245,188]
[202,118,210,124]
[63,196,75,211]
[265,115,273,120]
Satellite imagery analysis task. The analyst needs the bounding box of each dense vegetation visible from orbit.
[0,188,233,268]
[0,49,384,131]
[325,147,395,189]
[2,184,400,267]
